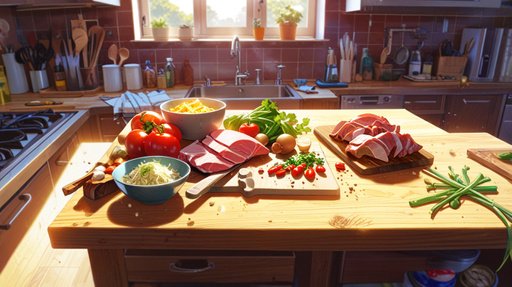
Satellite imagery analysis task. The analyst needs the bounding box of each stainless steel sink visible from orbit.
[184,84,302,109]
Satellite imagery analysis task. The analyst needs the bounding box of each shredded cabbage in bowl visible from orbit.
[122,160,180,185]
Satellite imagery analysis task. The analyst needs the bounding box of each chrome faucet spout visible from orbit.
[230,35,248,85]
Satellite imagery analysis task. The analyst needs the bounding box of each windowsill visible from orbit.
[132,37,329,43]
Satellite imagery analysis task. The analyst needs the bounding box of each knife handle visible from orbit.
[186,170,231,199]
[62,171,94,195]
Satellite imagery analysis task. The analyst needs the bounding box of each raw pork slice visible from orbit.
[179,141,234,173]
[202,135,246,164]
[209,129,269,159]
[345,135,389,162]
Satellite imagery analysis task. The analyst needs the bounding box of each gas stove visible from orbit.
[0,109,88,209]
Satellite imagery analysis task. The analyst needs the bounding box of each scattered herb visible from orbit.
[223,99,311,143]
[284,152,324,169]
[410,166,512,272]
[498,152,512,161]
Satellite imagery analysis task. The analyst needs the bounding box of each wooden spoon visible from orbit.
[88,26,105,68]
[118,47,129,67]
[380,47,389,65]
[108,43,118,65]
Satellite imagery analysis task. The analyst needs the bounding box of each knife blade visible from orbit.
[186,165,240,199]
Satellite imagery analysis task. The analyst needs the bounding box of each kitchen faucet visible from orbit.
[230,35,249,85]
[275,64,285,85]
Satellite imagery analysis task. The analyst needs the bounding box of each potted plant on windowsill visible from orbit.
[151,18,169,41]
[178,25,193,41]
[276,5,302,41]
[253,18,264,40]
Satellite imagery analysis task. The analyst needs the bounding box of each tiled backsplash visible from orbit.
[0,0,511,83]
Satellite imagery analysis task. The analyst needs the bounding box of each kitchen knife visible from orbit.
[186,165,239,199]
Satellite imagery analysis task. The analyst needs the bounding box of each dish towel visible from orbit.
[101,90,171,118]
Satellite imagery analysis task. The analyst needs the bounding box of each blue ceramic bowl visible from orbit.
[112,156,190,204]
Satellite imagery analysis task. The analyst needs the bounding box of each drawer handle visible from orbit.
[169,259,215,273]
[463,99,491,104]
[414,100,437,104]
[0,194,32,230]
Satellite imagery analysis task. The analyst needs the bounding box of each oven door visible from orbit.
[340,95,404,109]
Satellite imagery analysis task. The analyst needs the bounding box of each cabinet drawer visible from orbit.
[125,250,294,283]
[403,95,445,113]
[98,115,125,141]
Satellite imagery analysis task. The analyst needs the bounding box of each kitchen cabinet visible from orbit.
[78,113,125,143]
[403,95,446,127]
[12,0,119,9]
[443,94,506,135]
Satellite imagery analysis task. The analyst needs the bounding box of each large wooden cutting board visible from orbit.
[209,142,340,197]
[314,125,434,175]
[467,148,512,181]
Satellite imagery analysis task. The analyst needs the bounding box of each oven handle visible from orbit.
[0,194,32,230]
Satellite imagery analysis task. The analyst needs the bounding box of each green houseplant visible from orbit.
[276,5,303,40]
[151,18,169,41]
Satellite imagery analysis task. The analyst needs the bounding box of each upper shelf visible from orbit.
[2,0,120,11]
[346,0,510,12]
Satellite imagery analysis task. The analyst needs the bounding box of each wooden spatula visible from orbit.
[108,43,118,65]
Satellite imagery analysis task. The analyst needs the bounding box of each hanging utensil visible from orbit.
[118,47,129,66]
[380,47,389,64]
[394,31,409,65]
[108,44,118,65]
[88,26,105,68]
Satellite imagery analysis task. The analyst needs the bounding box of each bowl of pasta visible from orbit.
[160,98,226,140]
[112,156,191,204]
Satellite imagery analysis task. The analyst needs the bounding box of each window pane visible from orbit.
[266,0,308,28]
[149,0,193,27]
[206,0,247,27]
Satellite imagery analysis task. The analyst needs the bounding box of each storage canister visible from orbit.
[102,64,123,92]
[124,64,142,90]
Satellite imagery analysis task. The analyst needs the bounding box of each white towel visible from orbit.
[102,91,171,116]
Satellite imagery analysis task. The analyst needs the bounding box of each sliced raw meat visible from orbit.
[179,141,234,173]
[351,114,390,126]
[346,137,389,162]
[209,129,269,159]
[348,134,374,145]
[202,135,246,164]
[375,132,397,156]
[329,120,347,137]
[401,133,422,155]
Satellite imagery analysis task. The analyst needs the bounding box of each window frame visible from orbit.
[136,0,318,40]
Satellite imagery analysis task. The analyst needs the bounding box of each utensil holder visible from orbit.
[102,64,122,92]
[339,59,353,83]
[29,70,49,92]
[2,53,29,94]
[81,67,99,90]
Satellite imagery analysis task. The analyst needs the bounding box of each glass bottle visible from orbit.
[54,63,67,91]
[360,48,374,81]
[143,60,157,88]
[165,57,175,88]
[183,59,194,86]
[157,68,167,89]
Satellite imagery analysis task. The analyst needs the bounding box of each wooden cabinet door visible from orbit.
[403,95,446,127]
[443,95,505,135]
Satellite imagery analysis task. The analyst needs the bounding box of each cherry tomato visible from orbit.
[315,165,326,173]
[131,111,164,132]
[105,165,116,174]
[143,131,181,158]
[285,164,296,172]
[291,166,303,178]
[153,123,183,141]
[268,165,283,176]
[296,164,306,173]
[275,169,286,178]
[238,123,260,138]
[125,129,147,158]
[335,162,346,171]
[304,167,316,181]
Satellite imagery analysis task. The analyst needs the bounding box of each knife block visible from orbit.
[339,59,352,83]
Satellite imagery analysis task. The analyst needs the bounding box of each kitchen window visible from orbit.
[135,0,318,40]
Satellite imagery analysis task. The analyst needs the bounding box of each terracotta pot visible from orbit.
[152,28,169,41]
[179,27,193,41]
[253,27,265,40]
[279,22,297,40]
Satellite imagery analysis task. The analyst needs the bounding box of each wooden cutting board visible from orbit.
[467,148,512,181]
[210,142,340,197]
[314,125,434,175]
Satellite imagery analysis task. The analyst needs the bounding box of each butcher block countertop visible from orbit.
[48,109,512,286]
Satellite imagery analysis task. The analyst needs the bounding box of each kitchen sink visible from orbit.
[185,84,302,109]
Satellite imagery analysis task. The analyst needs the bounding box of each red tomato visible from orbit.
[125,129,147,158]
[238,123,260,138]
[291,166,302,178]
[304,167,315,181]
[104,165,116,174]
[285,164,296,172]
[275,169,286,178]
[335,162,346,171]
[315,165,326,173]
[131,111,164,132]
[153,123,183,142]
[296,164,306,173]
[267,165,282,176]
[143,131,181,158]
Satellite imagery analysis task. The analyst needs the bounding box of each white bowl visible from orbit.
[160,98,226,140]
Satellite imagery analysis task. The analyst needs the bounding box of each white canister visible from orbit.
[123,64,142,90]
[102,64,123,92]
[2,53,29,94]
[29,70,49,92]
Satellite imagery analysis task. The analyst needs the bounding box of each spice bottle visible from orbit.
[183,59,194,86]
[54,63,67,91]
[360,48,374,81]
[157,68,167,89]
[143,60,157,88]
[165,57,175,88]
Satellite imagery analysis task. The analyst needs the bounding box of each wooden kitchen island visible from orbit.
[48,109,512,287]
